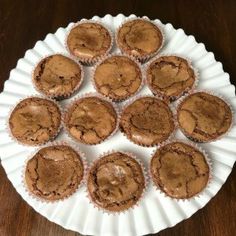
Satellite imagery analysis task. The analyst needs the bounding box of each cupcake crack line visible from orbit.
[34,57,51,82]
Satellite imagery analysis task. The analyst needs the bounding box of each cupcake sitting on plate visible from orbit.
[33,54,84,100]
[116,18,164,62]
[87,151,146,212]
[150,141,210,199]
[177,91,233,142]
[66,20,113,65]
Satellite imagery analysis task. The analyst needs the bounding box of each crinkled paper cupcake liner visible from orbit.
[22,140,88,203]
[31,52,85,100]
[63,92,120,145]
[65,19,114,66]
[85,150,148,214]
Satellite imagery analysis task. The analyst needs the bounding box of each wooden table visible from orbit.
[0,0,236,235]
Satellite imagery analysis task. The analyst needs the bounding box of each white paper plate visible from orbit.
[0,14,236,236]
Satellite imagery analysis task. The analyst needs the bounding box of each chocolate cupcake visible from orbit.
[93,55,142,102]
[66,21,112,64]
[8,97,61,145]
[116,18,163,62]
[33,54,83,99]
[120,96,175,146]
[87,152,145,212]
[25,144,84,201]
[150,141,210,199]
[177,92,233,142]
[146,55,196,101]
[64,96,118,145]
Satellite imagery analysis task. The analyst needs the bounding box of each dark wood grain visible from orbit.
[0,0,236,235]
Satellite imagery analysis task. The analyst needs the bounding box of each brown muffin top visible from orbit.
[25,145,84,200]
[67,22,111,60]
[33,54,82,99]
[120,97,175,146]
[177,92,232,142]
[9,97,61,145]
[147,56,196,100]
[64,96,117,144]
[150,142,209,199]
[87,152,145,212]
[93,55,142,101]
[117,19,163,58]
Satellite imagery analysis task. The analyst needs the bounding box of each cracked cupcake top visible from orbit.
[150,142,209,199]
[33,54,82,99]
[177,92,232,142]
[87,152,145,212]
[93,55,142,101]
[117,19,163,60]
[64,96,117,144]
[120,97,175,146]
[146,56,196,101]
[25,145,84,200]
[9,97,61,145]
[66,22,112,60]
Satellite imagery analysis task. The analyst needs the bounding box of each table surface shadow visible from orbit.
[0,0,236,236]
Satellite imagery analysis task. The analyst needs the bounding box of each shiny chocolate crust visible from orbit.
[67,22,112,60]
[9,97,61,145]
[117,19,163,59]
[150,142,209,199]
[87,152,145,212]
[177,92,232,142]
[93,55,142,101]
[64,96,117,144]
[25,145,84,200]
[146,56,195,101]
[120,97,175,146]
[33,54,82,99]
